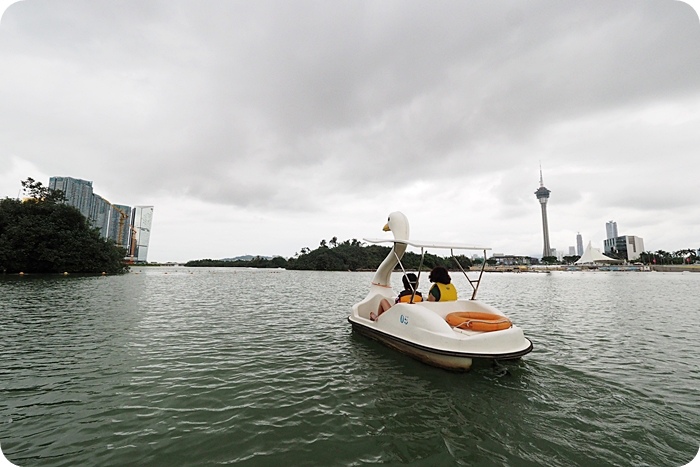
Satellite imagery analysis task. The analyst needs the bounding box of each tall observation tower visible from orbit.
[534,167,552,258]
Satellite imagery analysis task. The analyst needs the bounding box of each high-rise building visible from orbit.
[48,176,152,259]
[90,194,111,238]
[49,177,94,218]
[49,176,123,240]
[534,166,552,258]
[108,204,133,250]
[576,232,583,256]
[552,248,562,261]
[606,221,618,239]
[604,235,644,261]
[130,206,154,262]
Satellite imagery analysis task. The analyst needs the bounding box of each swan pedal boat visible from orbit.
[348,212,533,371]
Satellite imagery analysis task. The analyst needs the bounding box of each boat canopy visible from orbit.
[363,238,491,251]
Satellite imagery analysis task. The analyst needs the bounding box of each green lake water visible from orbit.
[1,268,698,466]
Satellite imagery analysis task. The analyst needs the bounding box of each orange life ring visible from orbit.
[446,312,512,332]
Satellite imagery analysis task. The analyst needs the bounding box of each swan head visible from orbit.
[383,211,410,242]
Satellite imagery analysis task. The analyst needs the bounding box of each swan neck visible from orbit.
[371,242,407,287]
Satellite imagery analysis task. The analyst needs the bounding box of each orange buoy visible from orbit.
[446,312,512,332]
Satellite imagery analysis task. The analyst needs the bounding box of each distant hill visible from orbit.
[221,255,272,261]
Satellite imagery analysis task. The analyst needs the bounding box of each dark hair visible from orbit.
[429,266,451,284]
[402,273,419,291]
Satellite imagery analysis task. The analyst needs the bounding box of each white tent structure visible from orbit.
[575,242,624,265]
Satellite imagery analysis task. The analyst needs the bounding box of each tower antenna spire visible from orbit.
[539,162,544,187]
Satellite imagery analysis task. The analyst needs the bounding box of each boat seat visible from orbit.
[355,292,394,320]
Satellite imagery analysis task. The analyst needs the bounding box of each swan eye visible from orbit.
[387,216,391,222]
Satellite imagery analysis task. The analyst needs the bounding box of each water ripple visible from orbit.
[1,269,698,466]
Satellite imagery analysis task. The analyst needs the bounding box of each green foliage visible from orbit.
[185,238,473,272]
[541,255,559,264]
[562,255,580,264]
[0,180,128,274]
[286,239,472,272]
[21,177,67,203]
[640,249,699,265]
[185,256,288,268]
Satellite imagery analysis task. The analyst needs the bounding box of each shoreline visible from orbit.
[5,264,700,275]
[481,264,700,273]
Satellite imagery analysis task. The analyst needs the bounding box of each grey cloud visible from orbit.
[1,0,699,261]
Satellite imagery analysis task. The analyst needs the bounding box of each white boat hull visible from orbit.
[349,290,533,371]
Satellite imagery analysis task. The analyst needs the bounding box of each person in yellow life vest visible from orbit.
[370,273,422,321]
[427,266,458,301]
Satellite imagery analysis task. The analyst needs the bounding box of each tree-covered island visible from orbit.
[0,178,129,274]
[185,237,475,271]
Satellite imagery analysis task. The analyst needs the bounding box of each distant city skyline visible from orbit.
[48,176,154,263]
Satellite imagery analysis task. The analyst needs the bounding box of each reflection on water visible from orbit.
[1,269,698,466]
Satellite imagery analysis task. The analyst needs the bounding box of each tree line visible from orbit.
[185,237,475,271]
[552,249,698,266]
[187,238,700,270]
[638,250,698,265]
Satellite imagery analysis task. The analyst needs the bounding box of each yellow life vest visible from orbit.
[434,282,458,301]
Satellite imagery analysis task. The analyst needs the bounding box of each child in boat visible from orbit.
[427,266,458,301]
[370,273,422,321]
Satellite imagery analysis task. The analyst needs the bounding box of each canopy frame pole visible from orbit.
[392,246,423,303]
[473,248,487,299]
[412,247,427,303]
[394,248,423,303]
[450,248,487,300]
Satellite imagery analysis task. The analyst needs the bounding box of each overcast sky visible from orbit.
[1,0,699,263]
